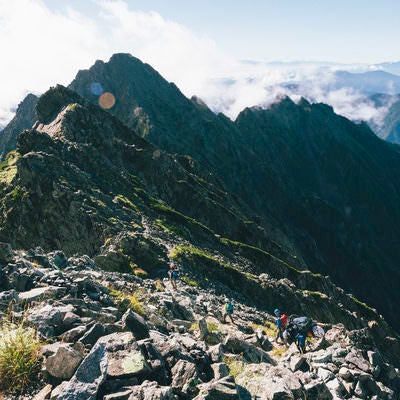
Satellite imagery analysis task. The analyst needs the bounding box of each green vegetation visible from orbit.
[9,185,28,202]
[351,295,376,314]
[222,356,245,379]
[0,151,20,185]
[109,289,146,316]
[271,347,286,357]
[182,276,199,287]
[155,218,188,239]
[302,290,327,299]
[133,268,148,278]
[250,322,276,337]
[0,322,42,392]
[170,244,292,311]
[207,322,219,332]
[150,200,213,235]
[115,194,139,212]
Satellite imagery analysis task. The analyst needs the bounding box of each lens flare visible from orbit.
[90,82,103,96]
[98,92,116,109]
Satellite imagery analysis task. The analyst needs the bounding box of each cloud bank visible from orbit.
[0,0,395,131]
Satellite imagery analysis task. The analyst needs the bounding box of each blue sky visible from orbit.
[43,0,400,63]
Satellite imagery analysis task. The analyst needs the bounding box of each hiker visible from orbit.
[168,262,179,290]
[223,298,234,323]
[283,316,324,353]
[274,308,288,344]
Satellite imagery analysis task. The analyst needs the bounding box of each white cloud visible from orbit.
[0,0,393,131]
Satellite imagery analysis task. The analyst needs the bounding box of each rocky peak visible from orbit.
[0,93,38,161]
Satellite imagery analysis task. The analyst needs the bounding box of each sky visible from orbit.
[0,0,399,127]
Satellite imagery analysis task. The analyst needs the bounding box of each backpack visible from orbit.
[172,270,179,278]
[225,302,234,314]
[286,317,314,342]
[280,314,288,328]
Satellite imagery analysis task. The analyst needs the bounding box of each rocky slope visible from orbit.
[0,244,399,399]
[68,54,400,330]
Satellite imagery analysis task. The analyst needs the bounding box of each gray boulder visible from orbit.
[303,381,333,400]
[122,309,150,340]
[128,380,175,399]
[195,375,239,399]
[171,359,199,396]
[58,341,108,400]
[224,335,275,364]
[45,344,84,379]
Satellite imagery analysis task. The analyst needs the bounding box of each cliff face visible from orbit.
[0,93,38,160]
[68,54,400,330]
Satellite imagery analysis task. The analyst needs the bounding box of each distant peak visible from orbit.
[36,85,85,124]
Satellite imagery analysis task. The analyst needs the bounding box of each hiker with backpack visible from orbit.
[223,298,234,323]
[283,316,325,353]
[274,308,288,344]
[168,262,180,290]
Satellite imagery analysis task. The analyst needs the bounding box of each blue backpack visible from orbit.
[226,302,234,314]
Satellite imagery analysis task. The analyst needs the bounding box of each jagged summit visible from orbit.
[0,92,38,160]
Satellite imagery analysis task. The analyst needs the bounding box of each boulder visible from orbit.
[79,323,106,346]
[32,384,52,400]
[196,375,239,399]
[171,359,199,396]
[198,317,209,341]
[212,363,230,380]
[50,381,68,399]
[29,303,74,336]
[224,335,275,364]
[60,325,87,342]
[121,309,150,340]
[128,380,175,399]
[19,286,66,303]
[236,364,301,399]
[57,341,108,400]
[45,344,84,379]
[303,381,333,400]
[289,355,307,372]
[104,390,133,400]
[345,350,371,372]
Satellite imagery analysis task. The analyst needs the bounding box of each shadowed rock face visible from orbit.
[69,54,400,330]
[0,93,38,161]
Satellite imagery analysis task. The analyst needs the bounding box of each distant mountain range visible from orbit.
[1,54,400,332]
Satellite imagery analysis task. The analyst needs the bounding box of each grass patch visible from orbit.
[0,151,19,185]
[222,356,245,379]
[114,194,139,213]
[302,290,327,298]
[351,295,376,314]
[150,200,213,235]
[207,322,219,332]
[271,347,286,357]
[182,276,199,287]
[250,322,276,337]
[109,289,146,316]
[133,268,148,279]
[0,322,42,392]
